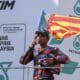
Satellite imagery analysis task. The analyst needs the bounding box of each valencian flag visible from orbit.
[38,10,64,44]
[48,14,80,39]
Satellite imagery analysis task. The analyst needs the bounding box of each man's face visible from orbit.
[37,34,49,45]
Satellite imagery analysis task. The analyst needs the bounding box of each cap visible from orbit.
[35,30,50,39]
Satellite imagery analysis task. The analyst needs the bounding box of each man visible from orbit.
[20,30,70,80]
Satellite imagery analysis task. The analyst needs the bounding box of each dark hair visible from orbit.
[35,31,50,39]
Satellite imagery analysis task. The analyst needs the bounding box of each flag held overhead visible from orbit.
[48,14,80,39]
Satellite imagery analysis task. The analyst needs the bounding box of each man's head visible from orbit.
[35,30,50,46]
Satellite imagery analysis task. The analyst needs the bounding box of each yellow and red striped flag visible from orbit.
[48,14,80,39]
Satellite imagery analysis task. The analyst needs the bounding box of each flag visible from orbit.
[38,10,49,32]
[38,10,63,45]
[48,14,80,39]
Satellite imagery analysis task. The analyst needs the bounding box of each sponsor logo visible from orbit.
[69,49,80,55]
[0,62,12,80]
[61,61,78,74]
[0,0,15,10]
[73,35,80,50]
[73,0,80,15]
